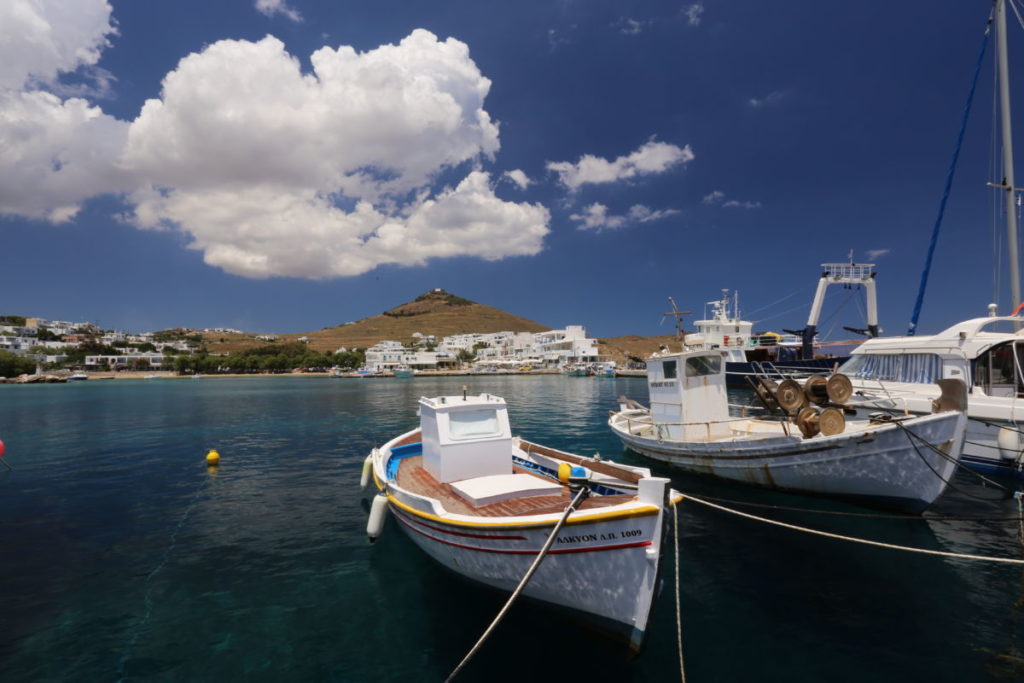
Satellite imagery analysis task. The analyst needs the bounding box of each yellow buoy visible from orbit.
[557,462,572,484]
[206,449,220,466]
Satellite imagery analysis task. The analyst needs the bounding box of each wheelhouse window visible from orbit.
[685,355,722,377]
[449,409,500,439]
[662,360,677,379]
[838,353,940,384]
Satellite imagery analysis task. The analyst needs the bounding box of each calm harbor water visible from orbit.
[2,375,1024,681]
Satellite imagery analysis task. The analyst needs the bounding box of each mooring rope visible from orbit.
[445,485,590,682]
[696,493,1024,522]
[681,493,1024,565]
[116,476,212,680]
[673,502,686,683]
[893,420,1012,496]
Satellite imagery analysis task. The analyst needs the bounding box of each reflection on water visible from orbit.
[0,376,1022,681]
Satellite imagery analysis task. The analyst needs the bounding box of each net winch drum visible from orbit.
[803,374,830,406]
[795,407,820,438]
[775,379,808,414]
[818,407,846,436]
[825,373,853,404]
[794,405,846,439]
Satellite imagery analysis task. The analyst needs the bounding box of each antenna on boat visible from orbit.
[662,297,692,347]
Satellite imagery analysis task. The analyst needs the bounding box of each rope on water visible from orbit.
[673,502,686,683]
[681,493,1024,565]
[696,493,1024,522]
[445,485,590,682]
[116,476,211,681]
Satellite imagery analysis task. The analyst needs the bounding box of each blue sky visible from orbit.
[1,0,1022,338]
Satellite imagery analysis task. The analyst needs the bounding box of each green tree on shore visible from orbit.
[0,351,36,378]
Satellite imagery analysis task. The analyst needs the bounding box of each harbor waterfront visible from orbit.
[2,376,1024,681]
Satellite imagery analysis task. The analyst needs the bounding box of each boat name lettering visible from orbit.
[557,534,599,544]
[650,381,676,388]
[556,529,642,543]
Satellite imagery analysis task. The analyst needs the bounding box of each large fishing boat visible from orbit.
[689,261,878,386]
[362,391,676,651]
[608,346,967,512]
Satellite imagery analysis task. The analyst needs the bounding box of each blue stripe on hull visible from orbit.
[961,455,1024,479]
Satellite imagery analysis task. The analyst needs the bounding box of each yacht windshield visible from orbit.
[974,342,1024,397]
[838,353,941,384]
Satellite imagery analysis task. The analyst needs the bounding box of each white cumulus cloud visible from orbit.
[255,0,302,22]
[0,17,551,279]
[571,203,678,232]
[503,169,531,189]
[0,0,116,91]
[547,139,693,191]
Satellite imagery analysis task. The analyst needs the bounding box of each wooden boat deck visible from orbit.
[394,455,636,517]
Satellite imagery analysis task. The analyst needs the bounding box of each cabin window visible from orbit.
[663,360,677,379]
[685,355,722,377]
[449,409,501,439]
[974,342,1024,397]
[838,353,940,383]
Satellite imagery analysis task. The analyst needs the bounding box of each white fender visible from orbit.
[998,426,1023,461]
[360,453,374,489]
[366,493,389,542]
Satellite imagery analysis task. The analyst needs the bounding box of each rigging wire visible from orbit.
[1010,0,1024,32]
[907,8,993,335]
[743,284,815,318]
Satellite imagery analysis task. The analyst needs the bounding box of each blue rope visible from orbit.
[907,11,993,336]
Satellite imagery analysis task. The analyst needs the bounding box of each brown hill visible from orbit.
[200,289,551,354]
[597,335,680,365]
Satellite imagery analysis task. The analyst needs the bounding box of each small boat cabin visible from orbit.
[646,349,731,440]
[420,393,513,483]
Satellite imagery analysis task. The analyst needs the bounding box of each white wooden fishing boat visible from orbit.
[363,392,676,651]
[608,347,967,512]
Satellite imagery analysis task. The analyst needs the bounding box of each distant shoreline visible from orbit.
[2,368,647,383]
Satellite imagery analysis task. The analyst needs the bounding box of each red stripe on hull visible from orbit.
[393,509,652,555]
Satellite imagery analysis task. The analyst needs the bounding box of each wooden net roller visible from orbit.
[803,374,830,406]
[775,379,808,414]
[795,406,820,438]
[819,407,846,435]
[826,373,853,404]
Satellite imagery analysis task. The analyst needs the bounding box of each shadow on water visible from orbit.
[2,376,1024,681]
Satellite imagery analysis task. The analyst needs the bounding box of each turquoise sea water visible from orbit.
[2,375,1024,682]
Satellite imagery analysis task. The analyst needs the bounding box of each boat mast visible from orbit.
[996,0,1021,311]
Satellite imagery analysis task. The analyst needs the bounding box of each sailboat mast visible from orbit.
[996,0,1021,310]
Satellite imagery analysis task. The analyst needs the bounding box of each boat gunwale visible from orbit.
[608,409,964,463]
[373,428,665,530]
